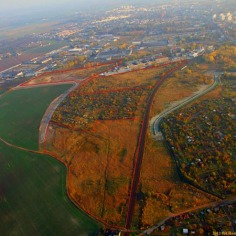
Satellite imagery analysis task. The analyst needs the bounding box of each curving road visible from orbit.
[0,136,43,155]
[151,72,222,137]
[143,72,224,235]
[38,82,79,145]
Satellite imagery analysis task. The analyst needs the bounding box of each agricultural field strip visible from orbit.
[143,196,236,235]
[0,63,21,73]
[13,64,115,89]
[151,72,221,136]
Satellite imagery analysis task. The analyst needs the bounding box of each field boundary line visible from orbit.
[0,136,43,154]
[42,148,126,230]
[0,134,125,229]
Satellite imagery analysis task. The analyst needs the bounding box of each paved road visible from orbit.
[143,72,224,235]
[39,82,79,145]
[151,72,221,137]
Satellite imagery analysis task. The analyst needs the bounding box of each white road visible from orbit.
[150,72,221,138]
[38,82,79,145]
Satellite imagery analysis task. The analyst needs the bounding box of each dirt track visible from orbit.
[125,61,188,230]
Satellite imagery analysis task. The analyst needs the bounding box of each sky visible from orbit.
[1,0,232,15]
[0,0,163,19]
[0,0,169,26]
[1,0,84,12]
[0,0,136,18]
[0,0,135,12]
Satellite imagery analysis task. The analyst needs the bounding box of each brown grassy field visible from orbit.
[150,63,213,117]
[138,139,216,227]
[44,63,182,227]
[45,119,140,226]
[77,65,172,93]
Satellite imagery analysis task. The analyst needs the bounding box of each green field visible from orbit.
[0,142,99,235]
[0,85,71,150]
[0,84,99,235]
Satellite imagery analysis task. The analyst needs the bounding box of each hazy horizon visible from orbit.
[0,0,135,13]
[1,0,234,21]
[0,0,170,17]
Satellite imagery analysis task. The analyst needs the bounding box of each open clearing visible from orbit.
[0,142,99,235]
[0,85,71,150]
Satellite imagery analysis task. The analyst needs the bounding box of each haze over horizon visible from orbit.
[1,0,234,16]
[2,0,233,19]
[0,0,132,12]
[0,0,170,17]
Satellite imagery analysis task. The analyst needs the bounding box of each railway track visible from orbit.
[125,60,188,231]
